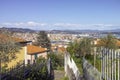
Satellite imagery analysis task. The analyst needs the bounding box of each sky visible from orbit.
[0,0,120,30]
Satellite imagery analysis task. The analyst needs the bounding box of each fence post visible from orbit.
[64,53,67,76]
[101,48,120,80]
[115,51,117,80]
[101,48,102,80]
[118,52,120,80]
[0,59,1,80]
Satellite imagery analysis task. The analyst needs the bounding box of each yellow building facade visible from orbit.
[0,34,29,69]
[6,46,26,68]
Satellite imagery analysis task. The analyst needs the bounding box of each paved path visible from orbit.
[54,70,65,80]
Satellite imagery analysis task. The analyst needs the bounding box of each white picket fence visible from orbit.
[64,48,120,80]
[82,58,102,80]
[64,52,81,80]
[100,48,120,80]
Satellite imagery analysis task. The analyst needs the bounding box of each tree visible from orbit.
[98,34,118,49]
[66,40,78,56]
[78,38,93,57]
[47,53,64,69]
[67,38,93,58]
[35,31,51,51]
[0,31,21,73]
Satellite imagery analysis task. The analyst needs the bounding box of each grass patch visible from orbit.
[85,54,101,71]
[72,54,101,74]
[60,76,69,80]
[73,56,83,74]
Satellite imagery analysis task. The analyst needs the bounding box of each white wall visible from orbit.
[25,52,47,64]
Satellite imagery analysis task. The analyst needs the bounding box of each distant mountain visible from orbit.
[0,27,120,34]
[0,27,36,33]
[104,29,120,32]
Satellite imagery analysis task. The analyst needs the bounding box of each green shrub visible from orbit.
[73,56,83,74]
[47,53,64,70]
[36,56,46,63]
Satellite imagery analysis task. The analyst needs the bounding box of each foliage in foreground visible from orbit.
[27,64,48,80]
[47,53,64,70]
[36,56,46,63]
[1,61,53,80]
[0,31,21,72]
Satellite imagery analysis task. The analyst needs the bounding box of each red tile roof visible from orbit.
[27,45,47,55]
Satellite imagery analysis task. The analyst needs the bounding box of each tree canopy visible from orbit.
[0,31,21,71]
[35,31,51,50]
[67,38,93,57]
[0,32,20,63]
[98,34,118,49]
[47,53,64,69]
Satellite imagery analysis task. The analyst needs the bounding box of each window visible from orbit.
[33,60,36,63]
[27,59,30,64]
[34,54,38,59]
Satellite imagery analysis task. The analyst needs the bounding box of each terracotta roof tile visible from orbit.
[27,45,47,55]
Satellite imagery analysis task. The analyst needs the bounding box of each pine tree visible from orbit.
[36,31,51,50]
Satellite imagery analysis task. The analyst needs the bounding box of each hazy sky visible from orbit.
[0,0,120,30]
